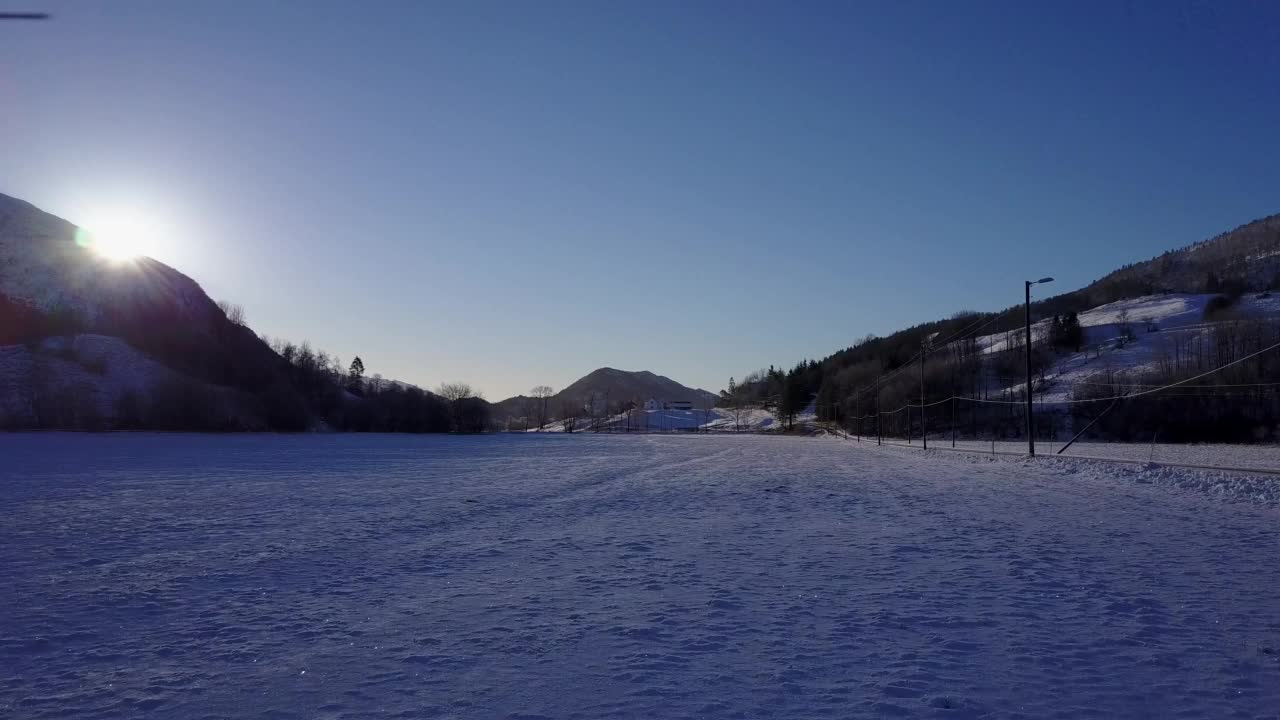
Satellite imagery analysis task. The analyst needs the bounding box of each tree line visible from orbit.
[261,337,490,433]
[0,329,492,433]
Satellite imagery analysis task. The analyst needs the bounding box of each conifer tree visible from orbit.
[347,356,365,393]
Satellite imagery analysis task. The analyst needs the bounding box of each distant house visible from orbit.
[645,398,693,411]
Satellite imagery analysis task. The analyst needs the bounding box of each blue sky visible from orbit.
[4,1,1279,399]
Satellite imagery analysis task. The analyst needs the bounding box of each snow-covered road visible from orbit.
[3,433,1278,718]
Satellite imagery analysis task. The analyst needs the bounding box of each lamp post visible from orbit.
[920,338,930,450]
[1025,277,1054,456]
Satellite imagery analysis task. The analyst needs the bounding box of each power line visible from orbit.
[1070,379,1280,388]
[899,338,1280,408]
[1056,339,1280,403]
[933,305,1021,348]
[852,305,1025,403]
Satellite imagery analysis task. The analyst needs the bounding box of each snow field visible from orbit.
[2,433,1278,719]
[866,436,1280,477]
[844,434,1280,504]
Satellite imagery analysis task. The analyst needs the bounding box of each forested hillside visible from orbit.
[722,213,1280,443]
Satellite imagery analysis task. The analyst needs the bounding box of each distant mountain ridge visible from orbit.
[1066,212,1280,308]
[560,367,716,405]
[492,367,716,424]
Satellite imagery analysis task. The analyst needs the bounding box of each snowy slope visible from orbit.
[0,335,177,426]
[969,293,1280,402]
[3,433,1277,718]
[701,407,781,431]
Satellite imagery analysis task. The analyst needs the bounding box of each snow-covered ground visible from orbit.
[873,436,1280,475]
[863,437,1280,504]
[701,407,781,431]
[3,433,1279,718]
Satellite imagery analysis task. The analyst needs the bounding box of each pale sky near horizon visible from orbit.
[4,1,1279,399]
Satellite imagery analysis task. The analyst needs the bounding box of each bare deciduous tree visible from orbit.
[531,385,554,431]
[437,382,478,432]
[216,299,246,326]
[1116,309,1135,348]
[519,395,539,432]
[727,377,749,432]
[436,382,474,402]
[559,398,578,433]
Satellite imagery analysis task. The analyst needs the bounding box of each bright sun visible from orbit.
[80,209,162,261]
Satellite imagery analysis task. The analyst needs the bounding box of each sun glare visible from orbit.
[79,209,163,262]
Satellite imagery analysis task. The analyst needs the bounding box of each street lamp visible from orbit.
[1025,277,1054,456]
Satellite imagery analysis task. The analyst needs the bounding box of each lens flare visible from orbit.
[78,209,162,261]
